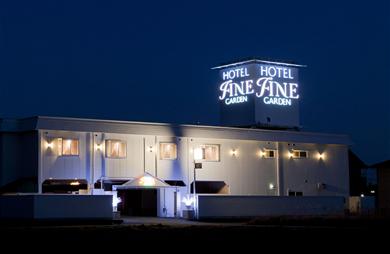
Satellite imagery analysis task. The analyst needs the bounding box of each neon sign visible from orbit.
[218,65,299,106]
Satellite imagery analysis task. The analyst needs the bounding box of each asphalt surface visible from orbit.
[0,216,388,250]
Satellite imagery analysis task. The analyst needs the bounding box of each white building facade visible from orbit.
[0,60,352,218]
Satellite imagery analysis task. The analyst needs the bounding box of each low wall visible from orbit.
[0,194,113,220]
[197,195,346,219]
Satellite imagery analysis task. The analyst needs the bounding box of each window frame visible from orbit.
[195,144,220,162]
[105,139,127,159]
[58,138,79,157]
[291,149,308,159]
[159,142,178,160]
[264,149,277,158]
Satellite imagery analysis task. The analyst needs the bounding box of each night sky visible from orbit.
[0,0,389,164]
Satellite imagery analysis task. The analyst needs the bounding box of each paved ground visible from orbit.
[120,216,245,226]
[0,216,388,250]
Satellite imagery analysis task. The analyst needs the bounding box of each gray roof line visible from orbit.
[34,116,348,139]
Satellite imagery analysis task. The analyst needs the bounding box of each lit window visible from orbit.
[58,138,79,156]
[195,144,220,162]
[264,149,277,158]
[160,143,177,160]
[292,150,308,159]
[105,140,126,158]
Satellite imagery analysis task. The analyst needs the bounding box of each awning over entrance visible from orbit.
[116,172,174,189]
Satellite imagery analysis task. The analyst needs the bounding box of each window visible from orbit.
[160,143,177,160]
[58,138,79,156]
[105,140,126,158]
[292,150,308,158]
[195,144,220,162]
[288,191,303,196]
[264,149,276,158]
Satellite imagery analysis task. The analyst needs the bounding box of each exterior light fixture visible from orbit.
[148,146,154,153]
[318,153,325,160]
[360,194,365,198]
[182,195,195,208]
[288,151,293,158]
[259,150,265,158]
[112,193,122,211]
[46,142,53,149]
[370,190,375,194]
[95,144,102,150]
[138,176,155,186]
[269,183,275,190]
[70,181,80,186]
[193,147,203,161]
[230,149,238,157]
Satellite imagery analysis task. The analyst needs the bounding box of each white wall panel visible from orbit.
[39,130,349,198]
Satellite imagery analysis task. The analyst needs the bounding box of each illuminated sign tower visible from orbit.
[213,59,305,129]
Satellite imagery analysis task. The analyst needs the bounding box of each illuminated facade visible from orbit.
[0,116,350,218]
[0,59,351,219]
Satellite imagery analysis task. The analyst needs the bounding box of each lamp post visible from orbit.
[193,148,203,219]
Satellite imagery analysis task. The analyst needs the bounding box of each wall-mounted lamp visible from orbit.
[193,147,203,161]
[46,142,53,149]
[182,194,195,208]
[318,153,325,160]
[269,183,275,190]
[230,149,238,157]
[95,144,102,151]
[259,150,265,158]
[148,146,154,153]
[288,151,293,159]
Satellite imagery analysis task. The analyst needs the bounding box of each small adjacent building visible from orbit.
[371,160,390,216]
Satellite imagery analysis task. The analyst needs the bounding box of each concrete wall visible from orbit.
[0,194,112,219]
[197,195,346,219]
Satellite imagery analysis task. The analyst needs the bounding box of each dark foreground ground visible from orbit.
[1,216,389,250]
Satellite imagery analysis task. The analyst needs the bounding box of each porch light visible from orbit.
[182,195,195,208]
[318,153,325,160]
[95,144,102,150]
[112,193,122,211]
[46,142,53,149]
[138,176,156,186]
[269,183,275,190]
[259,150,265,158]
[230,149,238,157]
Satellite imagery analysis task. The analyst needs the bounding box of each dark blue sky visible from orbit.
[0,0,389,164]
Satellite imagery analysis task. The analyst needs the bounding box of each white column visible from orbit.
[276,142,284,196]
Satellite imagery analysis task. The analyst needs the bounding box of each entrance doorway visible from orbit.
[118,189,157,216]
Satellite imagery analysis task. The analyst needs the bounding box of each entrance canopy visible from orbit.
[116,172,174,190]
